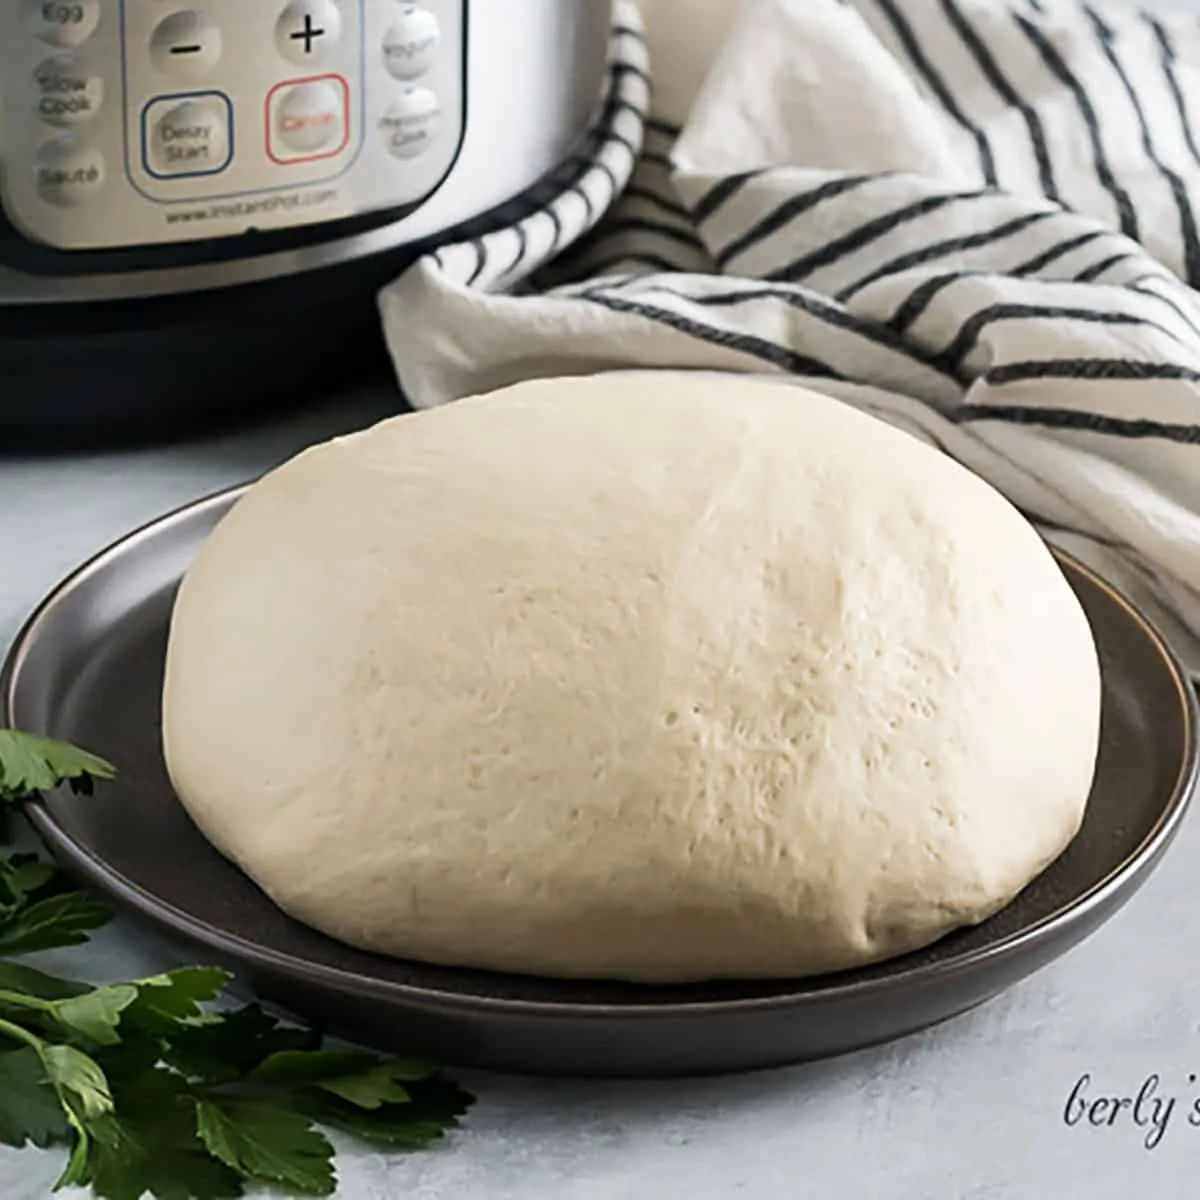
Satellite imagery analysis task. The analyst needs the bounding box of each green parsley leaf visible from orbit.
[195,1098,335,1196]
[163,1003,317,1084]
[0,890,113,956]
[251,1048,433,1109]
[0,1047,72,1148]
[81,1068,244,1200]
[0,961,89,1002]
[0,854,56,902]
[0,728,476,1197]
[295,1076,474,1151]
[50,984,141,1047]
[118,968,230,1037]
[0,730,115,802]
[41,1043,114,1124]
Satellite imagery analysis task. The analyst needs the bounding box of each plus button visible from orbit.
[275,2,342,66]
[291,14,325,54]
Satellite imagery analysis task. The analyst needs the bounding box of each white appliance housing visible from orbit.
[0,0,614,303]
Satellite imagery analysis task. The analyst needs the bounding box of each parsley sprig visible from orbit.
[0,730,473,1199]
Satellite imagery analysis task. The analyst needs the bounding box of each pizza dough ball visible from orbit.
[162,372,1101,983]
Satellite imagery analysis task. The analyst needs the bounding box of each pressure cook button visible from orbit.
[25,0,101,47]
[270,79,348,158]
[148,97,232,177]
[34,55,104,126]
[35,136,105,206]
[382,7,440,81]
[380,87,440,159]
[150,11,222,81]
[275,0,342,67]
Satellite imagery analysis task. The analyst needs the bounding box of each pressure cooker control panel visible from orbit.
[0,0,466,250]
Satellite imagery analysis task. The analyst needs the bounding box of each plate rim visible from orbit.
[3,483,1197,1018]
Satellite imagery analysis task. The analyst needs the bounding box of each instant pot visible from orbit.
[0,0,615,439]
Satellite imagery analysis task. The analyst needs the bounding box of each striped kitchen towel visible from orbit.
[378,0,1200,666]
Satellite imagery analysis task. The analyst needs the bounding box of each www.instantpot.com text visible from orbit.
[163,188,339,227]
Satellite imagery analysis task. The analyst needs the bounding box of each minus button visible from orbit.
[150,12,222,80]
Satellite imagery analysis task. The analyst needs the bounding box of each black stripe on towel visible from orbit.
[691,172,761,225]
[579,291,846,379]
[598,217,707,252]
[940,0,1059,200]
[936,304,1178,375]
[567,253,688,278]
[986,358,1200,385]
[1085,5,1200,282]
[1015,14,1139,242]
[622,185,689,219]
[653,283,958,380]
[837,210,1057,301]
[1146,17,1200,169]
[869,0,998,184]
[957,404,1200,443]
[1127,277,1200,341]
[887,230,1113,333]
[715,174,884,268]
[765,189,989,283]
[1073,252,1136,283]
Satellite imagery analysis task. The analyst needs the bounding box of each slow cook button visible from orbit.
[34,54,104,127]
[147,97,232,177]
[25,0,101,48]
[382,7,440,81]
[380,87,440,159]
[271,79,347,158]
[35,136,105,206]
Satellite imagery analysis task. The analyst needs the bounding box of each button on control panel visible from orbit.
[0,0,467,251]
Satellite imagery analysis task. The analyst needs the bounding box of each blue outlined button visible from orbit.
[141,90,233,180]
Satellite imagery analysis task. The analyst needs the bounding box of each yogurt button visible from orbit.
[382,8,440,81]
[36,136,105,206]
[380,87,440,159]
[34,55,104,127]
[25,0,100,48]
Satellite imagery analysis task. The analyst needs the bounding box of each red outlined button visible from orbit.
[265,74,350,164]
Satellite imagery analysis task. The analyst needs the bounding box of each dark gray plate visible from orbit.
[2,487,1197,1078]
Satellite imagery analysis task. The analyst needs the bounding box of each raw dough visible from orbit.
[162,372,1102,983]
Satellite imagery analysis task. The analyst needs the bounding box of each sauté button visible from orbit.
[147,97,232,177]
[25,0,101,48]
[35,135,105,206]
[380,87,440,159]
[34,54,104,126]
[271,79,347,158]
[275,0,342,67]
[150,11,222,81]
[382,7,440,81]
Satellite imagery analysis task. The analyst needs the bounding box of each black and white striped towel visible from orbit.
[378,0,1200,666]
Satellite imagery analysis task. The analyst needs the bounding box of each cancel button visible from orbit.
[148,97,232,177]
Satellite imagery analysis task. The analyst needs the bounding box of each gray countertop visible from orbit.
[2,386,1199,1200]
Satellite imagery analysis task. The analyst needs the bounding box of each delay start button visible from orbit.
[144,94,233,178]
[34,54,104,126]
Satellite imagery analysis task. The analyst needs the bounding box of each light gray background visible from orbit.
[2,383,1200,1200]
